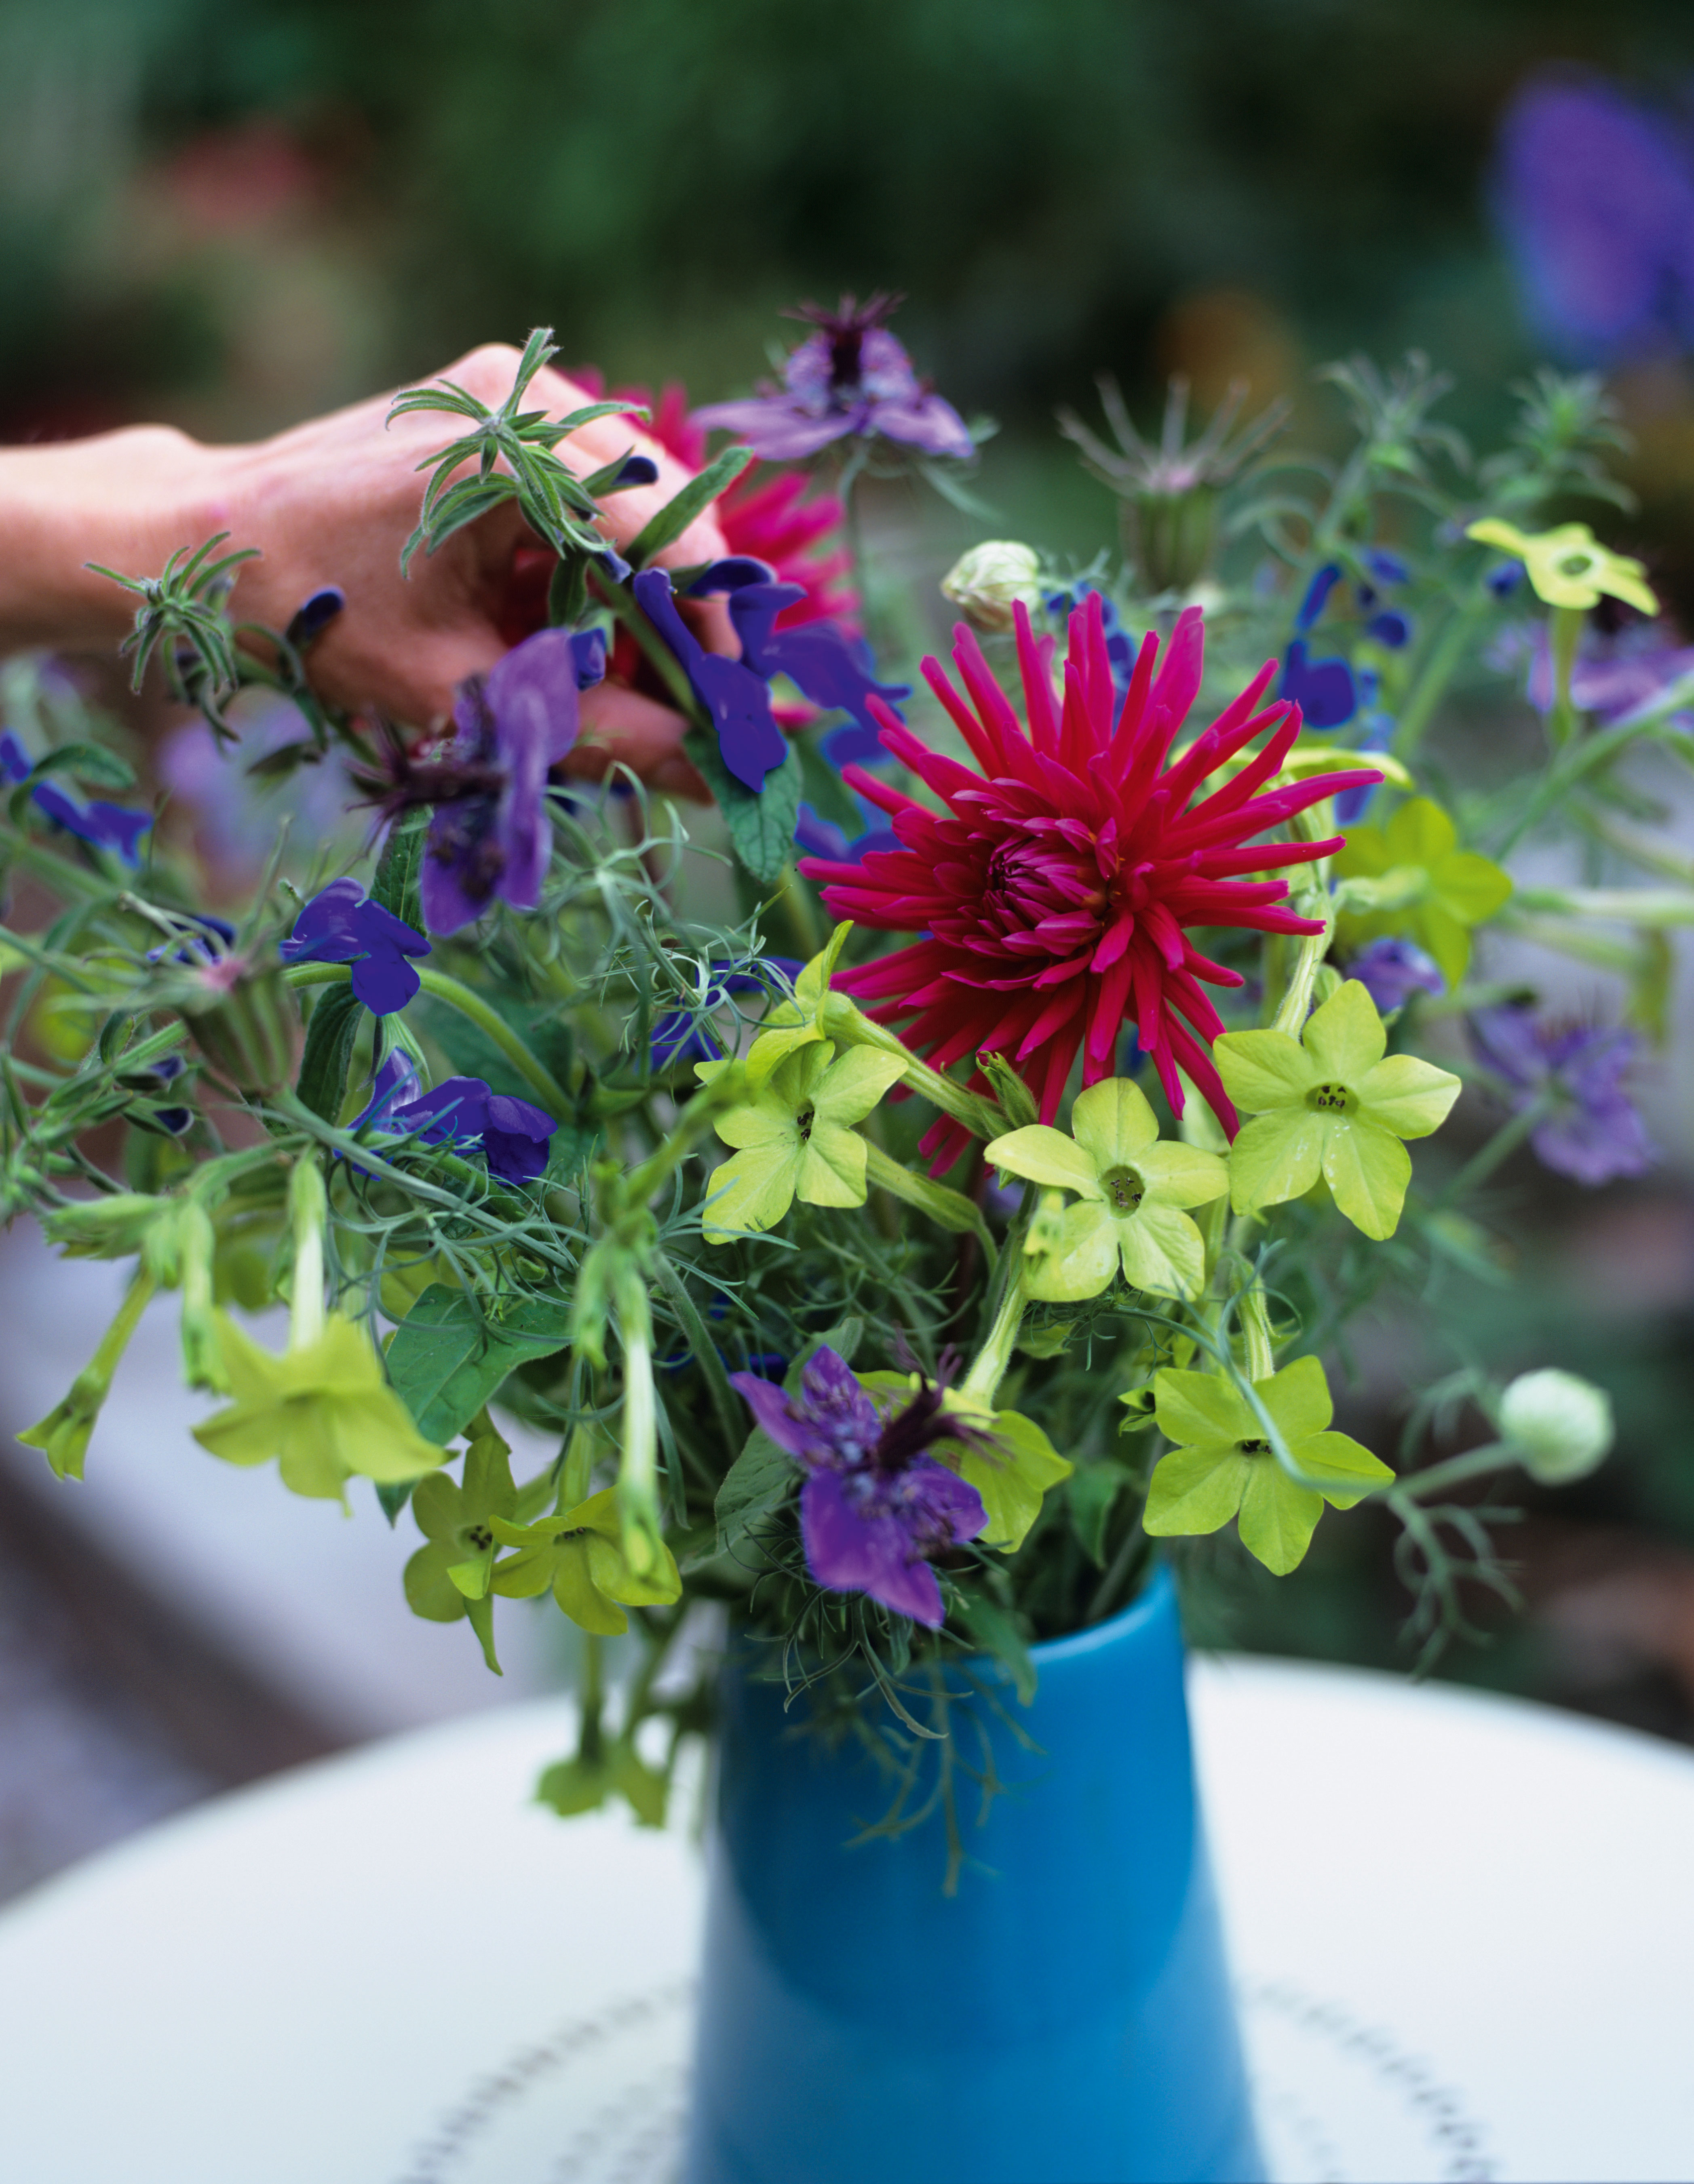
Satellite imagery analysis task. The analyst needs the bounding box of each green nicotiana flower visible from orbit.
[741,920,852,1086]
[1215,978,1460,1240]
[857,1371,1074,1550]
[192,1311,448,1502]
[1332,796,1512,990]
[985,1077,1229,1302]
[1142,1354,1393,1574]
[1465,518,1659,617]
[696,1040,906,1243]
[404,1417,525,1673]
[489,1485,681,1636]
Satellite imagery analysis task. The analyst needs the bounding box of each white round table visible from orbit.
[0,1655,1688,2184]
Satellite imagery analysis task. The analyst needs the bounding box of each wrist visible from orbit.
[0,425,231,656]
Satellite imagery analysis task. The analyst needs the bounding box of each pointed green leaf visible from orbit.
[624,445,755,567]
[683,728,802,885]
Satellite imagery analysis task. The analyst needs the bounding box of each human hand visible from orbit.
[211,343,729,794]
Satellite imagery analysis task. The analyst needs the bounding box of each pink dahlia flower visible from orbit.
[799,595,1379,1167]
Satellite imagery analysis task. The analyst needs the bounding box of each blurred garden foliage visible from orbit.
[4,0,1694,462]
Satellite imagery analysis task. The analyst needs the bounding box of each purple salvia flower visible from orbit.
[692,294,974,463]
[1348,936,1445,1014]
[701,565,910,740]
[2,729,152,864]
[421,628,581,935]
[730,1346,987,1628]
[633,566,788,792]
[649,957,803,1070]
[278,877,430,1015]
[1468,1004,1657,1186]
[351,1052,555,1186]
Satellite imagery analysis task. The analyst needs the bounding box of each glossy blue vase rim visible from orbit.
[1019,1558,1174,1672]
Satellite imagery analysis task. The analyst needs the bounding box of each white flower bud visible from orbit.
[1500,1369,1614,1484]
[940,542,1044,633]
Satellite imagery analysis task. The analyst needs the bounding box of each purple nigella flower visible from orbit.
[352,1052,555,1186]
[278,877,430,1015]
[730,1346,988,1628]
[2,729,153,864]
[692,293,974,464]
[649,957,803,1069]
[420,628,581,935]
[1348,936,1445,1013]
[1521,624,1694,727]
[1468,1004,1657,1186]
[1494,74,1694,364]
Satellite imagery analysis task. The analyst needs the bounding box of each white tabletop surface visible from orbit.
[0,1655,1688,2184]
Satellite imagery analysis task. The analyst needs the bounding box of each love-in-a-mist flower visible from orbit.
[732,1347,989,1627]
[410,628,580,934]
[802,596,1378,1167]
[278,877,430,1014]
[985,1078,1228,1302]
[1141,1354,1392,1574]
[1465,519,1658,617]
[693,293,974,463]
[1333,796,1513,990]
[695,1042,906,1242]
[1215,979,1461,1239]
[489,1486,681,1636]
[1468,1004,1656,1185]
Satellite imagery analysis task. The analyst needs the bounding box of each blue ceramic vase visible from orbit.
[683,1565,1263,2184]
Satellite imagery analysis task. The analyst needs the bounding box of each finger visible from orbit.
[567,683,709,801]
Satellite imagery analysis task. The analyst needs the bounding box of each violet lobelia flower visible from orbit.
[730,1346,987,1627]
[279,878,429,1015]
[1468,1003,1656,1185]
[692,294,974,464]
[412,629,582,935]
[352,1052,555,1186]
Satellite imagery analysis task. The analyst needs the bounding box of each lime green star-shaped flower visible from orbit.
[985,1078,1229,1302]
[1142,1354,1393,1574]
[489,1485,681,1636]
[404,1419,520,1673]
[1466,518,1659,617]
[742,920,852,1086]
[192,1311,449,1502]
[1215,979,1460,1240]
[1333,795,1512,989]
[696,1040,906,1243]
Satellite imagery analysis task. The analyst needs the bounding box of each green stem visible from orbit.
[579,1633,605,1763]
[960,1268,1027,1408]
[1392,595,1487,761]
[1399,1440,1514,1501]
[863,1140,998,1267]
[776,863,825,960]
[1436,1091,1553,1206]
[1270,901,1335,1038]
[281,961,574,1119]
[1548,605,1584,750]
[652,1255,745,1461]
[1238,1283,1276,1382]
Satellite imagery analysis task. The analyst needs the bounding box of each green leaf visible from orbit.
[1069,1460,1133,1566]
[683,727,801,885]
[295,986,365,1124]
[624,445,754,567]
[715,1428,797,1559]
[371,810,428,930]
[386,1284,573,1442]
[946,1405,1073,1552]
[535,1754,610,1817]
[31,742,136,792]
[1143,1445,1251,1537]
[547,553,590,629]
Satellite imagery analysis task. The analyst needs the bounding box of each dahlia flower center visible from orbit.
[1101,1164,1147,1213]
[1307,1081,1355,1115]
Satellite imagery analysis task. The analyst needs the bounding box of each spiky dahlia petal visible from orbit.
[799,597,1378,1155]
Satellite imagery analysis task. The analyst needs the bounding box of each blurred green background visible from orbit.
[6,0,1694,1810]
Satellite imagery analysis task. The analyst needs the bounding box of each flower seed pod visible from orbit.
[181,957,299,1096]
[940,542,1044,634]
[1500,1368,1614,1484]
